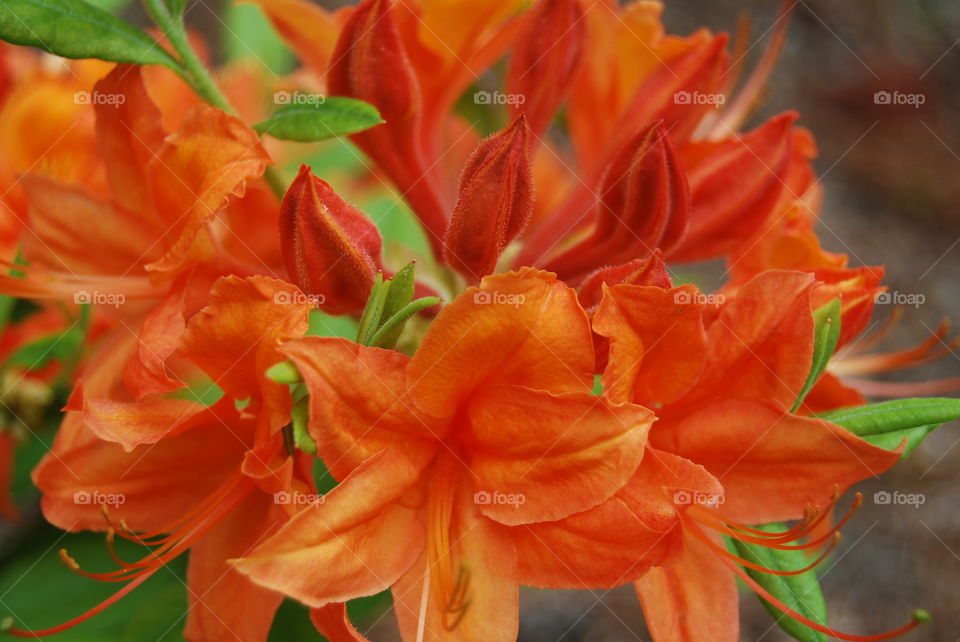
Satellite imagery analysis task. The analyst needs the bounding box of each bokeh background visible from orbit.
[1,1,958,640]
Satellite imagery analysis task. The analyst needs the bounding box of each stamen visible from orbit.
[717,553,926,640]
[426,454,471,631]
[6,476,253,637]
[832,322,956,376]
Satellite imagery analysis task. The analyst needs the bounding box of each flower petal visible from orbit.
[408,269,594,417]
[232,449,424,607]
[465,384,652,525]
[282,337,441,480]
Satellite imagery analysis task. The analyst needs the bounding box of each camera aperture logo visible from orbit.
[74,91,126,107]
[474,90,526,106]
[874,291,924,308]
[74,290,125,308]
[274,91,326,106]
[273,491,325,506]
[673,290,725,305]
[473,289,526,308]
[473,490,526,507]
[673,490,724,507]
[873,90,925,109]
[274,290,326,307]
[674,90,725,106]
[74,490,125,506]
[873,490,925,508]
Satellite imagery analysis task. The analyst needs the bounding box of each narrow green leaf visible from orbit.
[729,523,828,642]
[6,327,82,371]
[0,0,181,70]
[819,397,960,458]
[356,273,387,346]
[792,298,841,412]
[374,261,417,349]
[254,97,384,142]
[370,297,441,350]
[164,0,185,18]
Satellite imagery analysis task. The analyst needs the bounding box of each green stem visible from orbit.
[141,0,286,197]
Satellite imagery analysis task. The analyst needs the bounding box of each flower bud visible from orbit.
[444,116,534,282]
[543,121,689,283]
[506,0,587,138]
[280,165,383,316]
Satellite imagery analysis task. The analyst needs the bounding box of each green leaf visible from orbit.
[792,298,841,413]
[728,523,827,642]
[0,0,181,70]
[370,297,440,350]
[374,261,416,349]
[819,397,960,458]
[254,97,384,142]
[5,325,83,371]
[291,399,316,455]
[163,0,184,18]
[356,274,387,346]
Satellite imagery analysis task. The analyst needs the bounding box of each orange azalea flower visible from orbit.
[0,63,277,403]
[252,0,808,286]
[594,269,924,641]
[11,276,313,640]
[229,269,710,641]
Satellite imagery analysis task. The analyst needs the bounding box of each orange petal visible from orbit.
[669,113,798,262]
[82,396,207,452]
[680,270,814,412]
[408,269,594,417]
[0,432,17,521]
[122,281,187,400]
[651,399,900,524]
[800,371,866,415]
[93,65,166,214]
[244,0,342,74]
[34,409,250,533]
[145,105,270,274]
[391,493,518,642]
[19,174,165,275]
[232,449,424,607]
[635,531,739,642]
[183,491,285,642]
[181,276,311,433]
[465,384,652,525]
[594,283,707,406]
[282,337,441,480]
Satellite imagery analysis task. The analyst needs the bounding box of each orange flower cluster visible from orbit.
[0,1,955,641]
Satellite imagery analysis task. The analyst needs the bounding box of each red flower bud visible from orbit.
[543,121,689,283]
[443,116,534,282]
[506,0,587,138]
[578,250,672,310]
[328,0,448,255]
[280,165,383,316]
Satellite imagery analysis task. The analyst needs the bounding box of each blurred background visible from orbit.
[1,1,958,640]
